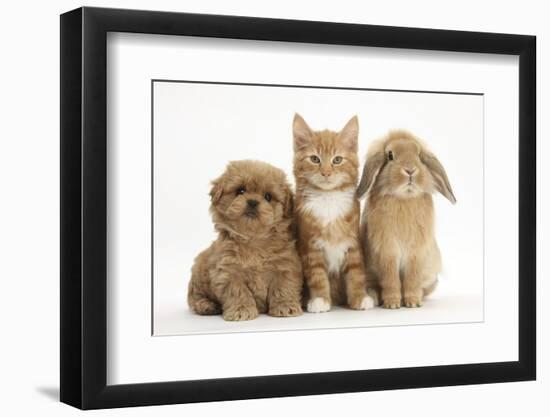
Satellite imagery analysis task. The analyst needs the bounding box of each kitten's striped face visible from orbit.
[292,114,360,190]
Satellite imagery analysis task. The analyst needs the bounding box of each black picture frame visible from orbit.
[60,6,536,410]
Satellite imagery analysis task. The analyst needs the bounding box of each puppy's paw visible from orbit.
[223,304,259,321]
[192,298,221,315]
[269,302,303,317]
[403,296,423,308]
[350,295,374,310]
[382,297,402,309]
[255,299,268,314]
[307,297,331,313]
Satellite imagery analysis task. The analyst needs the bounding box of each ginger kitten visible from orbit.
[292,114,374,312]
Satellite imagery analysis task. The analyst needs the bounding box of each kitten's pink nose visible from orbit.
[321,171,331,177]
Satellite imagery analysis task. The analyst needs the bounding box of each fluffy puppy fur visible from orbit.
[357,130,456,308]
[187,160,303,321]
[293,114,374,313]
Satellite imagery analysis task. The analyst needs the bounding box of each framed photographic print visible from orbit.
[60,6,536,409]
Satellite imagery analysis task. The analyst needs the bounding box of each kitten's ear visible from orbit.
[293,113,313,152]
[339,115,359,152]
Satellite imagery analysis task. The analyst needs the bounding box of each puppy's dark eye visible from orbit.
[264,192,272,202]
[332,156,343,164]
[310,155,321,164]
[236,186,246,195]
[388,151,394,161]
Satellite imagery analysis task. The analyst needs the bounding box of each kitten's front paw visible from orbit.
[382,297,402,309]
[404,296,423,308]
[307,297,331,313]
[269,302,303,317]
[360,295,375,310]
[223,304,259,321]
[349,294,375,310]
[366,288,381,306]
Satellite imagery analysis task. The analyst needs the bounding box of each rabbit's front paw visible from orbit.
[404,296,423,308]
[382,297,402,309]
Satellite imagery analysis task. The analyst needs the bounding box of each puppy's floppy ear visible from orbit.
[209,176,225,203]
[282,183,295,218]
[293,113,313,152]
[357,149,385,199]
[339,115,359,153]
[420,150,456,204]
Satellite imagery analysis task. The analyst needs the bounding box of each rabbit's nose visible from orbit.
[404,168,416,176]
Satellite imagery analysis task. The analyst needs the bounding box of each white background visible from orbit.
[110,33,517,385]
[0,0,546,416]
[153,81,484,336]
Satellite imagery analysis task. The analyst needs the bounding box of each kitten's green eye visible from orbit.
[332,156,343,164]
[236,186,246,195]
[310,155,321,164]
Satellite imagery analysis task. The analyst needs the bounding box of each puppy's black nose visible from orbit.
[247,199,259,208]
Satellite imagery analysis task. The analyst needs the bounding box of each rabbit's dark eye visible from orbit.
[310,155,321,164]
[388,151,394,161]
[264,192,272,202]
[236,186,246,195]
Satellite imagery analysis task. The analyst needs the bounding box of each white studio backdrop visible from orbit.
[152,81,484,336]
[107,32,518,385]
[1,0,547,416]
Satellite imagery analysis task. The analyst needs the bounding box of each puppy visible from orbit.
[188,160,304,321]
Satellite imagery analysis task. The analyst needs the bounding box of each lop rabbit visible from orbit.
[357,130,456,308]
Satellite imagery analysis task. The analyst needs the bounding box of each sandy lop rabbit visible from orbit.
[357,130,456,308]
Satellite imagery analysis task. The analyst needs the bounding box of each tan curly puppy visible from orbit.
[187,160,304,321]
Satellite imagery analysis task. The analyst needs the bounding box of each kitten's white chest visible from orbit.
[314,239,353,273]
[302,188,356,274]
[301,187,355,226]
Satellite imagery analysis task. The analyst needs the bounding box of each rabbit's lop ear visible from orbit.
[357,150,385,199]
[420,151,457,204]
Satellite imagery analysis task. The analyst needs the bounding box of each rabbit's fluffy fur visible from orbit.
[357,130,456,309]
